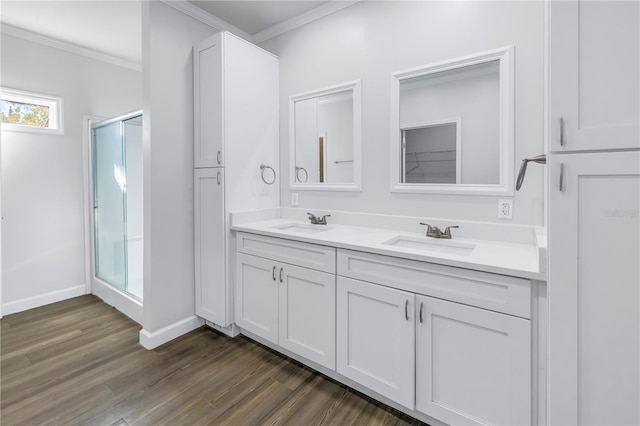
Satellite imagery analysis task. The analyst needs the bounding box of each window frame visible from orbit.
[1,87,64,135]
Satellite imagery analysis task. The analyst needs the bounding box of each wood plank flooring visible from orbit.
[1,295,425,426]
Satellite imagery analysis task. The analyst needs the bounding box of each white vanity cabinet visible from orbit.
[235,233,336,369]
[336,249,532,424]
[336,277,416,409]
[192,32,279,327]
[416,295,531,426]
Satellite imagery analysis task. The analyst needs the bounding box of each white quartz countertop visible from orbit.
[231,217,546,281]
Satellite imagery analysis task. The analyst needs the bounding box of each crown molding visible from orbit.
[251,0,360,44]
[1,24,142,72]
[160,0,252,41]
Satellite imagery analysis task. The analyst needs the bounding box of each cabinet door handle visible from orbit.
[559,117,565,147]
[419,302,424,323]
[279,267,283,283]
[559,163,565,192]
[216,171,221,185]
[405,300,409,321]
[217,150,221,165]
[272,266,276,281]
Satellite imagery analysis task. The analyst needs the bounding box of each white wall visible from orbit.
[0,34,141,314]
[260,1,545,225]
[140,1,217,341]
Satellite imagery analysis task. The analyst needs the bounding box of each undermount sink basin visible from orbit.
[383,235,476,256]
[270,223,333,234]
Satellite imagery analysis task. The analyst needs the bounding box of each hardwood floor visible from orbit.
[1,295,425,425]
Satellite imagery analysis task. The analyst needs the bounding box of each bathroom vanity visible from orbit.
[230,210,546,426]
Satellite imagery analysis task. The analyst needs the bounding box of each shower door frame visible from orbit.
[85,110,143,324]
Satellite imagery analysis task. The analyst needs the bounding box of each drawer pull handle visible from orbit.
[216,171,221,185]
[279,267,284,283]
[559,117,565,147]
[419,302,424,323]
[272,266,276,281]
[559,163,565,192]
[217,150,222,165]
[405,300,409,321]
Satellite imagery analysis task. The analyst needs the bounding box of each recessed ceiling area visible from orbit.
[188,1,330,35]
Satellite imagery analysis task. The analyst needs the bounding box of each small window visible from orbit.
[1,88,63,134]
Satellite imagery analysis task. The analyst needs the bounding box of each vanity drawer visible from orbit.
[236,232,336,273]
[337,249,531,318]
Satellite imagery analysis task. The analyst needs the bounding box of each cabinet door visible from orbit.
[336,277,415,409]
[235,253,278,344]
[193,33,224,168]
[549,151,639,425]
[416,295,531,426]
[548,1,639,151]
[279,264,335,370]
[194,168,226,324]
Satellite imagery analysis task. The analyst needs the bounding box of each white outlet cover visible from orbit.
[291,192,299,206]
[497,199,513,219]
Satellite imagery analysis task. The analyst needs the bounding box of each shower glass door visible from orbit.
[93,120,128,291]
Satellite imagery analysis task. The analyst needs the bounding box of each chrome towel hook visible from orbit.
[295,166,308,183]
[260,164,276,185]
[516,154,546,191]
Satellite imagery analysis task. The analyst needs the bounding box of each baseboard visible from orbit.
[92,279,143,325]
[1,285,87,315]
[139,315,204,350]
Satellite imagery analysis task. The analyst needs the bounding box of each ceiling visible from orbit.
[188,1,330,35]
[0,0,344,68]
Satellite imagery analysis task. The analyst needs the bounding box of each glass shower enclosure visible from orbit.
[92,111,143,300]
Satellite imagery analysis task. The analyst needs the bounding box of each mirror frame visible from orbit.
[390,46,515,196]
[289,80,362,192]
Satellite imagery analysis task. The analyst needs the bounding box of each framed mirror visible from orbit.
[390,46,514,195]
[290,80,362,191]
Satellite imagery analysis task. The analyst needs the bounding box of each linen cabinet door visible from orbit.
[278,263,336,369]
[336,277,415,409]
[235,253,278,344]
[193,32,223,167]
[194,168,226,325]
[549,151,640,425]
[548,1,639,151]
[416,295,531,426]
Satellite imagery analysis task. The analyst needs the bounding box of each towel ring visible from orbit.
[295,166,308,183]
[260,164,276,185]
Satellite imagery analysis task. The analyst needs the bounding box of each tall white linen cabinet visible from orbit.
[548,1,639,425]
[193,32,279,328]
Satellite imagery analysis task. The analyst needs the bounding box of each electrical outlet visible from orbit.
[497,199,513,219]
[291,192,299,206]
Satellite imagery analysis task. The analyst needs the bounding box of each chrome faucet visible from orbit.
[307,212,331,225]
[420,223,459,239]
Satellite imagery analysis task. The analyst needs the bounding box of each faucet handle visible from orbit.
[420,222,440,237]
[320,214,331,222]
[443,225,459,239]
[307,212,318,224]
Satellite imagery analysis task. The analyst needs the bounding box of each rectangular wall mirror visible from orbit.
[290,80,362,191]
[390,46,514,195]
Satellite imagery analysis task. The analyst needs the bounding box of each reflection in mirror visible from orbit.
[290,80,362,191]
[391,47,514,195]
[402,119,461,184]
